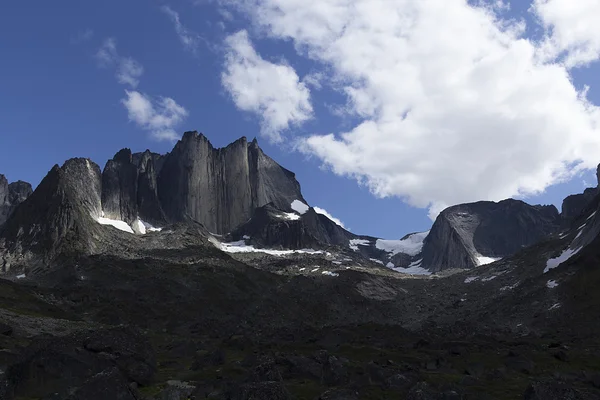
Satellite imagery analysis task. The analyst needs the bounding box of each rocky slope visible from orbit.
[0,159,105,271]
[0,175,32,227]
[420,199,562,272]
[1,134,600,398]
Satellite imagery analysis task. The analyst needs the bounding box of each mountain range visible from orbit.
[1,132,600,399]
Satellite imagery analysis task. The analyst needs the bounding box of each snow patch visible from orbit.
[142,220,163,232]
[375,231,429,257]
[132,219,146,235]
[549,303,561,310]
[464,276,479,283]
[96,217,134,234]
[476,255,500,266]
[16,274,26,279]
[219,240,323,256]
[370,258,384,265]
[278,212,301,221]
[544,246,582,273]
[243,235,251,240]
[332,261,342,265]
[481,275,497,282]
[311,267,320,272]
[385,259,431,275]
[299,268,306,271]
[349,239,371,251]
[546,280,559,288]
[587,211,597,220]
[322,271,339,277]
[313,206,345,228]
[291,200,309,214]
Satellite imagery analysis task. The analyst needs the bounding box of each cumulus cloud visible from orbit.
[121,91,188,141]
[222,30,313,142]
[225,0,600,219]
[314,206,346,229]
[161,6,205,54]
[532,0,600,68]
[95,38,144,88]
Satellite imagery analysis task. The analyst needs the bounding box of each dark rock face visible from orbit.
[0,175,32,227]
[421,199,561,272]
[0,159,103,267]
[562,188,597,228]
[101,149,165,225]
[230,203,353,249]
[101,149,139,224]
[157,132,305,234]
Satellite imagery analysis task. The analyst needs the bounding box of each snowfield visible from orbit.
[476,255,500,266]
[291,199,309,214]
[96,215,162,235]
[375,231,429,257]
[544,246,582,273]
[349,239,371,251]
[96,216,135,234]
[218,240,324,257]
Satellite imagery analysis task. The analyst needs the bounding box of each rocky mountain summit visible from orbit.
[1,133,600,399]
[101,132,306,234]
[0,175,32,227]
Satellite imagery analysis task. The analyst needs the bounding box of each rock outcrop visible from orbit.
[0,175,32,227]
[561,188,597,228]
[229,203,353,249]
[101,132,306,234]
[101,149,165,225]
[421,199,561,272]
[0,159,103,268]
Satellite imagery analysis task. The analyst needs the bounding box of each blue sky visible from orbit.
[1,0,600,239]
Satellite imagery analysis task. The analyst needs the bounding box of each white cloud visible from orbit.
[226,0,600,219]
[96,38,144,88]
[161,6,205,54]
[313,206,345,229]
[121,90,188,141]
[222,30,313,142]
[532,0,600,68]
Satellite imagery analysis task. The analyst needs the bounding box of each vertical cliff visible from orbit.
[154,132,305,234]
[421,200,561,272]
[0,175,33,227]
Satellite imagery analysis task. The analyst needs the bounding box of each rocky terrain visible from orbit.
[0,133,600,399]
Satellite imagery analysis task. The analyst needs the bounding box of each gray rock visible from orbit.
[230,203,353,250]
[561,188,597,228]
[422,199,561,272]
[0,159,103,265]
[101,149,139,224]
[157,132,305,234]
[0,175,32,227]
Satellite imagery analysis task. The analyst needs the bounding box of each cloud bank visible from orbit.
[223,0,600,218]
[222,30,313,142]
